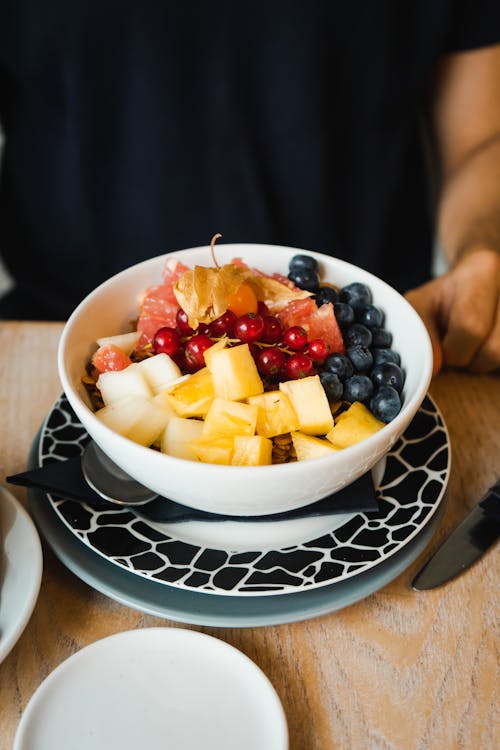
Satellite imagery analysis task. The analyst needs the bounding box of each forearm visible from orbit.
[437,132,500,265]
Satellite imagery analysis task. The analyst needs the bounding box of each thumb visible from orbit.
[404,286,444,377]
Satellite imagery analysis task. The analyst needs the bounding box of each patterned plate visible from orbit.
[38,394,450,596]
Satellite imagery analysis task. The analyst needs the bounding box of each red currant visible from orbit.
[283,326,308,351]
[257,347,287,379]
[308,338,329,362]
[184,334,213,372]
[261,315,283,344]
[196,324,212,337]
[171,346,187,371]
[209,310,236,338]
[285,353,314,380]
[176,308,195,336]
[153,326,182,356]
[257,300,270,316]
[248,342,261,364]
[234,313,265,343]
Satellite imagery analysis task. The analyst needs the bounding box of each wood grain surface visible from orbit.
[0,322,498,750]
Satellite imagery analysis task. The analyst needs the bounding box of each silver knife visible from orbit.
[412,481,500,590]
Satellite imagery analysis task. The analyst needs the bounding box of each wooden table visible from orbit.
[0,321,498,750]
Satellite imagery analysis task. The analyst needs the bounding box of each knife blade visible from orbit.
[412,481,500,590]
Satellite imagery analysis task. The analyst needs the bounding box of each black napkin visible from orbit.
[6,456,379,523]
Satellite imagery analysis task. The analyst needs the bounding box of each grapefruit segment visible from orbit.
[136,260,190,347]
[305,302,345,354]
[92,344,132,373]
[278,299,345,354]
[276,298,318,329]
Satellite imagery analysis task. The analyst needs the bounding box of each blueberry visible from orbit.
[314,285,338,306]
[370,363,405,393]
[343,374,374,403]
[319,371,343,404]
[339,282,372,310]
[356,305,384,328]
[371,327,392,348]
[288,269,320,293]
[333,302,355,328]
[370,385,402,423]
[323,353,354,381]
[289,254,319,273]
[343,323,373,348]
[347,344,373,372]
[372,348,401,367]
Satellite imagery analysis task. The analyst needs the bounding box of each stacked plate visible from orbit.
[28,392,450,627]
[0,487,42,663]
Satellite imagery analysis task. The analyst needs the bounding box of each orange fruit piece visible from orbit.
[226,282,258,317]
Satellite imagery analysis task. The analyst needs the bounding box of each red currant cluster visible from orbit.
[152,306,330,382]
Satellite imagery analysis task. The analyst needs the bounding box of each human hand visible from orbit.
[404,247,500,376]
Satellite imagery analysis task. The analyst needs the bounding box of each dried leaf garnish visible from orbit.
[173,233,312,327]
[244,275,311,313]
[174,263,250,328]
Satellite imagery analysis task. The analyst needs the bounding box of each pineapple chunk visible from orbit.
[202,398,258,438]
[161,416,204,460]
[188,435,234,465]
[326,401,384,449]
[231,435,273,466]
[292,432,339,461]
[203,337,229,369]
[136,353,182,394]
[165,367,214,417]
[279,375,334,435]
[207,344,264,401]
[96,330,141,355]
[247,390,299,438]
[97,364,152,406]
[95,394,171,446]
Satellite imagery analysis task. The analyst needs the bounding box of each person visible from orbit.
[0,1,499,376]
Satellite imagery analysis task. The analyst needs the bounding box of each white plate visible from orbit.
[14,627,288,750]
[0,486,43,663]
[38,394,450,595]
[28,482,445,626]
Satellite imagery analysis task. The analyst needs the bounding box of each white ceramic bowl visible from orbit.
[58,243,433,516]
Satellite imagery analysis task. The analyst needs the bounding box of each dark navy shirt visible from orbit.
[1,1,500,319]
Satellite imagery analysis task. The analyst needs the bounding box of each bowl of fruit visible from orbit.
[58,240,433,516]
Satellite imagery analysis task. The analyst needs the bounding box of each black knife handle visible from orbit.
[479,482,500,521]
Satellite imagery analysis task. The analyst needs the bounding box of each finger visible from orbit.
[468,302,500,372]
[404,286,444,376]
[441,276,498,368]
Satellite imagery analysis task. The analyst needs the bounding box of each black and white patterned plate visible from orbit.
[38,394,450,596]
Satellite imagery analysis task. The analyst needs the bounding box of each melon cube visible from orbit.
[207,344,264,401]
[161,416,204,460]
[279,375,334,435]
[96,331,141,355]
[97,364,152,406]
[231,435,273,466]
[188,435,234,465]
[292,432,339,461]
[247,390,299,438]
[150,392,178,447]
[202,398,258,438]
[95,396,145,435]
[326,401,384,449]
[165,367,214,417]
[95,394,171,446]
[136,353,182,394]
